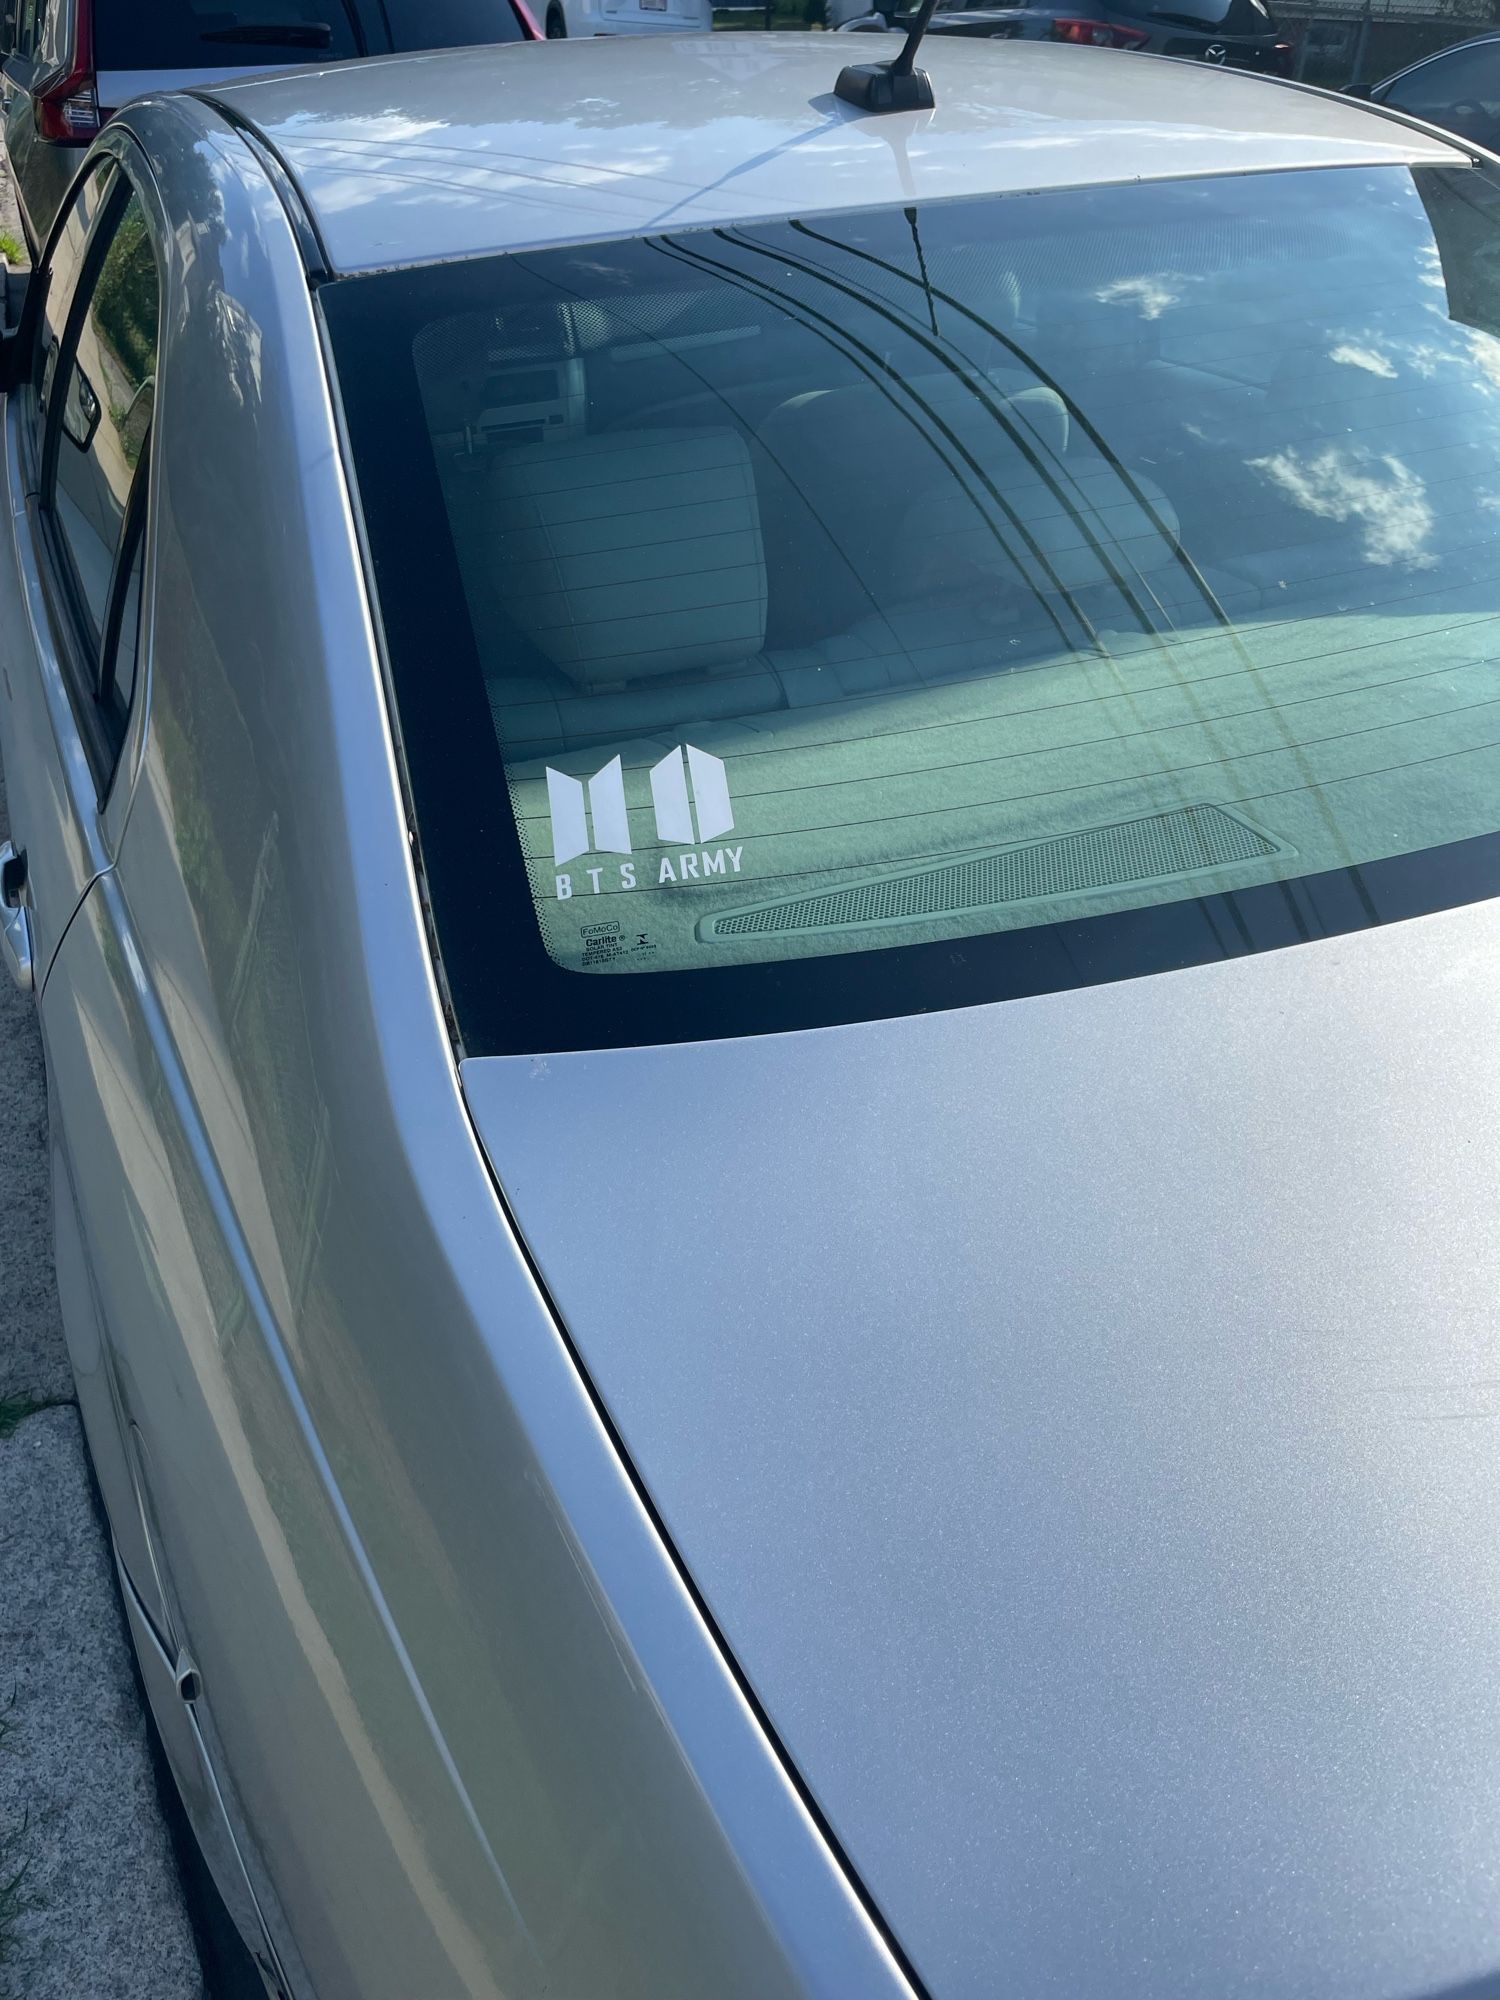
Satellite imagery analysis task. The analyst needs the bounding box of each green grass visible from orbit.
[0,232,24,267]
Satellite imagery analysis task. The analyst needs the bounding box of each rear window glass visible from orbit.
[94,0,360,68]
[326,163,1500,1054]
[383,0,524,46]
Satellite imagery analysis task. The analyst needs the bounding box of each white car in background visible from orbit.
[543,0,712,33]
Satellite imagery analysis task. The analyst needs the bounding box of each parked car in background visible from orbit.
[829,0,1292,64]
[539,0,712,39]
[0,0,537,257]
[1350,32,1500,153]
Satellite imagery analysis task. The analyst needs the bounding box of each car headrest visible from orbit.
[486,429,767,687]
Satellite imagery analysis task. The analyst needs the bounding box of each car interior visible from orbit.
[406,167,1500,971]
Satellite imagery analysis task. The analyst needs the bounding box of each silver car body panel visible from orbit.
[203,35,1465,273]
[13,93,915,2000]
[5,42,1497,2000]
[464,896,1500,2000]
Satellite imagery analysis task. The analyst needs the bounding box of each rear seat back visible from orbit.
[484,428,767,684]
[753,370,1072,647]
[454,427,782,760]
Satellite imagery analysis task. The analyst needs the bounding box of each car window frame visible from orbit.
[1378,38,1500,114]
[28,140,162,816]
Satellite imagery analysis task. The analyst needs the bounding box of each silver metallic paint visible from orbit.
[4,43,1493,2000]
[202,34,1464,274]
[465,900,1500,2000]
[10,93,916,2000]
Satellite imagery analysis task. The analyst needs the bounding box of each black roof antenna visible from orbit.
[835,0,941,113]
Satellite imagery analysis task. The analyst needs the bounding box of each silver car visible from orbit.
[3,32,1500,2000]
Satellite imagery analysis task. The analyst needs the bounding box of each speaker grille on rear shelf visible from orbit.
[704,804,1283,940]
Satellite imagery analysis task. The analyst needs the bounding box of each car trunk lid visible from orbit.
[463,899,1500,2000]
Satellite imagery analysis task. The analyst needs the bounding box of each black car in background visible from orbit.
[1349,33,1500,153]
[834,0,1293,69]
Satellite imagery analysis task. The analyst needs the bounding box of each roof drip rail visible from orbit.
[834,0,940,112]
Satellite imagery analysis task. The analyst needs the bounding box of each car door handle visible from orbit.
[0,842,35,992]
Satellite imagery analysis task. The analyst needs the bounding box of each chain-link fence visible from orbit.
[718,0,1500,89]
[1258,0,1491,87]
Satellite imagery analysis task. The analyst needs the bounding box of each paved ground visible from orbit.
[0,141,208,2000]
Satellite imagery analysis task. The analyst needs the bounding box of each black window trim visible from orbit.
[97,446,150,739]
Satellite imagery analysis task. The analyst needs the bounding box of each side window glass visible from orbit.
[49,188,159,654]
[1385,46,1500,149]
[32,159,116,435]
[37,177,161,789]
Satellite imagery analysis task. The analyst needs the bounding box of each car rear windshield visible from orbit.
[325,163,1500,1054]
[94,0,362,68]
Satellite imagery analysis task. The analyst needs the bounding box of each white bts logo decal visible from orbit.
[546,745,733,865]
[546,756,631,867]
[649,744,734,847]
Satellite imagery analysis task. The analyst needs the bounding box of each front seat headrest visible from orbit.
[486,429,767,686]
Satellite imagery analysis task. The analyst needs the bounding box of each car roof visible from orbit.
[189,34,1466,274]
